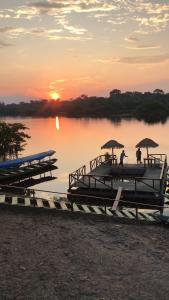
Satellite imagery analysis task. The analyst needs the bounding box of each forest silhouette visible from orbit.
[0,89,169,123]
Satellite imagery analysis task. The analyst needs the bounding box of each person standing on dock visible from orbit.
[136,148,142,164]
[119,150,128,167]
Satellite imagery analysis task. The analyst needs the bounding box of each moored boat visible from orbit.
[0,150,57,185]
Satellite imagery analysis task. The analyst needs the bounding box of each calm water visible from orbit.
[1,117,169,196]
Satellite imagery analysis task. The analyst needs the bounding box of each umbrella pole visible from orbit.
[112,148,114,157]
[147,147,149,158]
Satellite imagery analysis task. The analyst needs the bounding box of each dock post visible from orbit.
[70,197,74,211]
[136,207,138,219]
[69,199,73,211]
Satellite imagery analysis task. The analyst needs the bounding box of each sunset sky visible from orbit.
[0,0,169,101]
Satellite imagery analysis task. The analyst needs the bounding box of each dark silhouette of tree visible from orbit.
[109,89,121,97]
[144,92,152,96]
[0,122,30,160]
[80,94,88,100]
[134,101,168,123]
[153,89,164,94]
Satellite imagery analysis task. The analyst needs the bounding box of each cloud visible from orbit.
[134,14,169,33]
[49,79,66,90]
[0,1,119,23]
[0,26,15,33]
[0,1,123,36]
[95,53,169,65]
[107,17,127,25]
[0,1,169,42]
[27,1,69,14]
[55,79,66,83]
[0,40,13,48]
[48,80,65,96]
[120,53,169,64]
[94,57,119,64]
[62,25,87,35]
[124,36,139,43]
[124,34,160,50]
[0,11,11,19]
[133,2,169,14]
[125,44,161,50]
[124,1,169,33]
[0,26,28,38]
[46,35,92,41]
[93,13,110,19]
[0,7,38,20]
[27,0,118,13]
[0,25,91,41]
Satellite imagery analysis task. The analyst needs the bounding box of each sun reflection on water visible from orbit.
[56,116,60,130]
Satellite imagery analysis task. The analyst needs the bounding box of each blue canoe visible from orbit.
[0,150,56,169]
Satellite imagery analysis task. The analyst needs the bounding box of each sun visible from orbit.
[50,91,60,101]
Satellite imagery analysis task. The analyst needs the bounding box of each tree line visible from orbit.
[0,89,169,123]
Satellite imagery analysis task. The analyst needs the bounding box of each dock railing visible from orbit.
[90,155,106,171]
[69,171,114,190]
[134,177,161,192]
[69,165,86,188]
[159,155,168,193]
[144,153,167,167]
[135,154,167,193]
[90,154,118,171]
[148,153,167,163]
[151,153,167,194]
[77,174,114,190]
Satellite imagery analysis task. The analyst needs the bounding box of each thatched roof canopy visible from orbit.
[101,140,124,154]
[136,138,159,157]
[136,138,159,148]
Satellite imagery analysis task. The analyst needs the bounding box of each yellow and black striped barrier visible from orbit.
[0,193,167,224]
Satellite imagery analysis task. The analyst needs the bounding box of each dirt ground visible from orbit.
[0,206,169,300]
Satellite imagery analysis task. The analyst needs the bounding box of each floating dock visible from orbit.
[68,153,168,212]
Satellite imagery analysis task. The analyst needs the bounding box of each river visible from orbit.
[1,116,169,197]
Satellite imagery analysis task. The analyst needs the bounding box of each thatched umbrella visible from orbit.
[136,138,159,157]
[101,140,124,155]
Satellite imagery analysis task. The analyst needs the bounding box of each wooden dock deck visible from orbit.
[68,153,168,210]
[75,164,162,192]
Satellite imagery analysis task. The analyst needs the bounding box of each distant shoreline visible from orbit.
[0,91,169,123]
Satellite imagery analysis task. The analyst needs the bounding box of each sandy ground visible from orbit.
[0,206,169,300]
